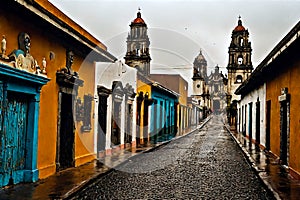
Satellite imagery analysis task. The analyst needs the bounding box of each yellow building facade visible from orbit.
[136,76,152,146]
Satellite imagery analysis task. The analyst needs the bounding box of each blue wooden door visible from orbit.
[0,91,28,187]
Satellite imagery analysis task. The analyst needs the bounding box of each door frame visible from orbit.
[56,71,83,171]
[278,88,290,166]
[255,99,261,145]
[97,86,111,155]
[0,64,48,186]
[57,92,75,170]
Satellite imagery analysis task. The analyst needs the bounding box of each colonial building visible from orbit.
[207,65,227,114]
[149,81,179,143]
[150,74,190,134]
[0,0,116,186]
[124,9,151,77]
[235,21,300,178]
[187,97,202,127]
[136,75,179,146]
[227,16,253,102]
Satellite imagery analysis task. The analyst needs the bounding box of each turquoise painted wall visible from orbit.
[150,87,177,143]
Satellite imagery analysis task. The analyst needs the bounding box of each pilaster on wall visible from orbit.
[132,96,137,148]
[120,96,126,148]
[106,95,112,153]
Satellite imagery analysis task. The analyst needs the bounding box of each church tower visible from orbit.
[124,9,151,76]
[192,50,209,108]
[193,50,207,81]
[227,16,253,101]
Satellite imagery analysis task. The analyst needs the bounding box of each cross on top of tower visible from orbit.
[238,15,242,26]
[136,7,142,19]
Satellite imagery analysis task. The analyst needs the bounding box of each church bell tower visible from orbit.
[227,16,253,101]
[124,9,151,77]
[192,50,209,107]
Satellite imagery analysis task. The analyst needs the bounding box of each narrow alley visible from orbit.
[69,115,275,199]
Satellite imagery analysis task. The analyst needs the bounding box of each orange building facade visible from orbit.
[0,0,116,185]
[265,23,300,176]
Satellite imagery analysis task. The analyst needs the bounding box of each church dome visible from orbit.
[233,17,245,32]
[132,11,145,24]
[194,50,207,63]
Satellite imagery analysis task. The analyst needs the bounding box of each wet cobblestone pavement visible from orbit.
[70,115,275,200]
[230,127,300,200]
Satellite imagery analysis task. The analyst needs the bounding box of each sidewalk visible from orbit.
[225,125,300,200]
[0,117,211,200]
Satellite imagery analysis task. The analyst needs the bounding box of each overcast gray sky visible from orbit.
[49,0,300,82]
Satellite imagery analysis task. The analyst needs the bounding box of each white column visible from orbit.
[94,64,98,155]
[94,95,98,154]
[120,97,126,146]
[148,105,151,140]
[132,97,137,145]
[180,106,183,132]
[106,95,112,150]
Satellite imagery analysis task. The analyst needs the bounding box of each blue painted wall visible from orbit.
[150,86,178,143]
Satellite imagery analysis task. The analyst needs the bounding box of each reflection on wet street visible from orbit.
[232,130,300,200]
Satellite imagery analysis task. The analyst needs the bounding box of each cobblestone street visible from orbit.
[70,115,275,199]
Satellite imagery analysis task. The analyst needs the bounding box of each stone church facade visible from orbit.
[207,65,227,114]
[191,50,227,115]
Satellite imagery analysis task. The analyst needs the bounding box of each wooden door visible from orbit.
[0,92,28,186]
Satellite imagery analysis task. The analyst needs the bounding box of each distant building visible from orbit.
[150,74,190,134]
[150,74,188,106]
[192,50,210,117]
[207,65,227,114]
[135,75,179,146]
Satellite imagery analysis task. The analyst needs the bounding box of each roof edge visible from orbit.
[16,0,116,62]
